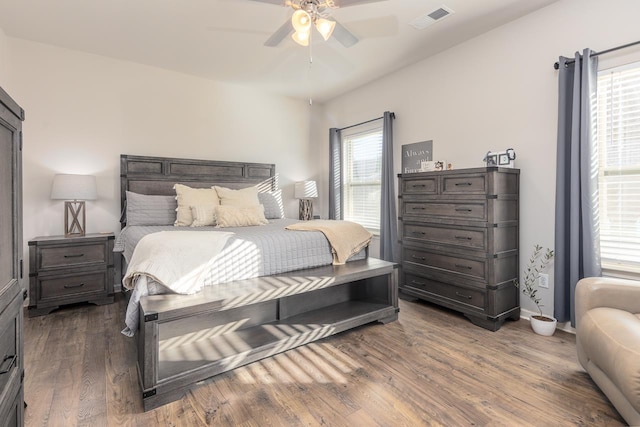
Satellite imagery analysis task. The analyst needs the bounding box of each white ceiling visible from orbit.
[0,0,558,103]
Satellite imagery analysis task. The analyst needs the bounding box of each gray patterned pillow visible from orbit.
[258,190,284,219]
[126,191,177,225]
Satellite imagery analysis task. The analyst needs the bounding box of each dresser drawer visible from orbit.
[404,273,485,311]
[403,201,486,221]
[39,271,107,301]
[403,223,486,250]
[404,247,486,281]
[402,177,438,195]
[39,243,107,269]
[442,174,486,194]
[0,292,20,400]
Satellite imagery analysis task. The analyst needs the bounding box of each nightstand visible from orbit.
[28,233,115,317]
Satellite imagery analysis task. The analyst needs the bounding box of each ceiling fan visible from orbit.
[250,0,386,48]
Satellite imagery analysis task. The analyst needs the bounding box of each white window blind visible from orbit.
[597,62,640,273]
[342,126,383,233]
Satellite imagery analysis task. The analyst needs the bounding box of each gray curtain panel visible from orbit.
[329,127,342,220]
[554,49,602,326]
[380,111,398,262]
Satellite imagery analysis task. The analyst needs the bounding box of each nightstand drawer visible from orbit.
[39,243,106,269]
[39,271,106,301]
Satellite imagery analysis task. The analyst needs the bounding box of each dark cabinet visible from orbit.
[398,167,520,331]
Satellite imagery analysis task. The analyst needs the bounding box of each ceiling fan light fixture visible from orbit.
[292,10,312,32]
[315,18,336,41]
[292,29,310,46]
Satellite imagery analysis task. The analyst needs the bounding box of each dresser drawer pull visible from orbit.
[455,291,472,300]
[455,235,472,240]
[455,264,472,270]
[454,182,473,186]
[412,184,426,188]
[413,231,426,235]
[63,283,85,289]
[63,254,85,259]
[410,280,426,286]
[411,255,426,261]
[455,208,473,212]
[412,207,426,210]
[0,354,17,375]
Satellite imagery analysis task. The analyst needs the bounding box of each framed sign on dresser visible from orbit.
[398,167,520,331]
[0,86,25,425]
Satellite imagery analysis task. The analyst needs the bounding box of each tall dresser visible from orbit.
[0,87,25,425]
[398,167,519,331]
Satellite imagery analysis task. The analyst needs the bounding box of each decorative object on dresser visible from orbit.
[50,174,97,237]
[402,140,433,173]
[398,166,520,331]
[28,233,115,317]
[0,86,25,426]
[295,180,318,220]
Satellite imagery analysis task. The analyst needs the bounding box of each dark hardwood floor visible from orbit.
[23,293,624,426]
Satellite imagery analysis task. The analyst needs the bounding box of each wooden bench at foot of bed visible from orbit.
[137,257,399,410]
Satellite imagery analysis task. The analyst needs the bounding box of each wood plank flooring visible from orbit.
[23,293,624,426]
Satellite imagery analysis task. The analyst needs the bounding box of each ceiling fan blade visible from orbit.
[331,0,387,8]
[264,20,293,47]
[332,20,358,48]
[247,0,288,5]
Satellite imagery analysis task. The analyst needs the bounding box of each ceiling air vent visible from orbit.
[409,5,455,30]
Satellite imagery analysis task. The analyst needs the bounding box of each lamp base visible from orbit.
[64,200,86,237]
[299,199,313,221]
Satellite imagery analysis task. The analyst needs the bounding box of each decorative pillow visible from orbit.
[258,190,285,219]
[190,205,216,227]
[215,204,268,228]
[214,186,260,207]
[174,184,219,226]
[125,191,177,226]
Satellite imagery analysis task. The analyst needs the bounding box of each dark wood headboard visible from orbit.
[120,154,276,228]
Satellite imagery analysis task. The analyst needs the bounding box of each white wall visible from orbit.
[0,25,9,87]
[7,38,316,281]
[320,0,640,317]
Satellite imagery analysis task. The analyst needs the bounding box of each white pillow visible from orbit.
[214,186,260,207]
[215,205,268,228]
[173,184,219,226]
[190,205,216,227]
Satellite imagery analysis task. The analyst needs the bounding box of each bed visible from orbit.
[117,154,399,410]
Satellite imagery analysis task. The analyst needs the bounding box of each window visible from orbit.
[342,125,383,233]
[597,62,640,273]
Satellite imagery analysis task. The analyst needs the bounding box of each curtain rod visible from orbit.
[338,112,395,131]
[553,40,640,70]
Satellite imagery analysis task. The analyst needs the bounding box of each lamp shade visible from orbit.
[51,174,97,201]
[291,10,312,32]
[294,181,318,199]
[315,18,336,41]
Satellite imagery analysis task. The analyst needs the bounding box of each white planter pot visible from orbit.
[530,315,557,336]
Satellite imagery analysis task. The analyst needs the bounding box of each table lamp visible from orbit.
[294,180,318,221]
[51,174,97,237]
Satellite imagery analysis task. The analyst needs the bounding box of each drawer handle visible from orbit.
[411,255,426,261]
[455,264,473,270]
[0,354,17,375]
[412,184,426,188]
[455,182,473,186]
[413,231,426,235]
[64,283,85,289]
[455,291,472,300]
[412,207,426,210]
[455,235,472,240]
[64,254,85,259]
[455,208,473,212]
[410,280,426,286]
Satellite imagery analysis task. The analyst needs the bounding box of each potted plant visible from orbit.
[514,244,556,336]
